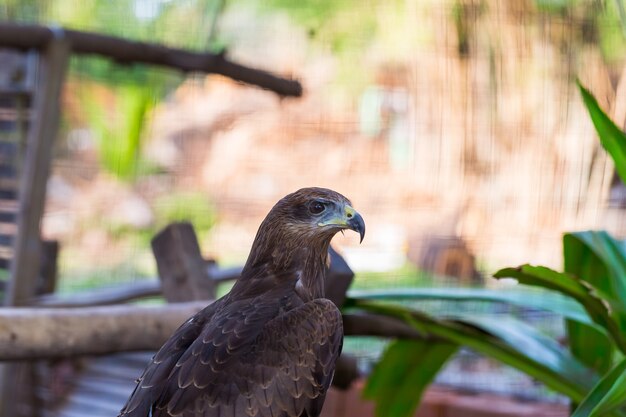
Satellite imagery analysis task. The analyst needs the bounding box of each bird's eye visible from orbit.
[309,201,326,215]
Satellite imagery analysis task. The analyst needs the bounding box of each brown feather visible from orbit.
[119,188,355,417]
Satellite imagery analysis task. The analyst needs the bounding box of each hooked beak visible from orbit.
[319,204,366,243]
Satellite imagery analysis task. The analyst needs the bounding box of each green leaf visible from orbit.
[494,265,626,353]
[352,298,596,403]
[364,339,457,417]
[563,231,626,358]
[577,80,626,184]
[462,315,591,381]
[567,320,614,375]
[572,358,626,417]
[564,231,626,309]
[494,265,591,299]
[348,287,596,329]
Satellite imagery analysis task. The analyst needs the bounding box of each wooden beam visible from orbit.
[0,301,208,361]
[0,23,302,97]
[343,313,427,340]
[5,37,69,306]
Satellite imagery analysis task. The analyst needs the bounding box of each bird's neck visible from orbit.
[293,241,330,301]
[241,228,331,300]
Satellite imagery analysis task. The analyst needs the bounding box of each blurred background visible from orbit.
[4,0,626,291]
[2,0,626,416]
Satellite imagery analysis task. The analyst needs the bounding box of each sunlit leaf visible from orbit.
[494,265,626,353]
[350,298,597,403]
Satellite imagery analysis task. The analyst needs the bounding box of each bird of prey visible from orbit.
[119,187,365,417]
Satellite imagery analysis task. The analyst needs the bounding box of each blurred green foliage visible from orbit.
[79,82,156,180]
[533,0,626,63]
[59,190,217,291]
[1,0,223,50]
[153,191,217,237]
[1,0,226,181]
[57,257,155,293]
[111,191,217,249]
[257,0,379,54]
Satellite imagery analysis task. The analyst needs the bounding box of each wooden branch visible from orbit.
[0,23,302,97]
[0,301,208,361]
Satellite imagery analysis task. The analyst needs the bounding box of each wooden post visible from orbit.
[0,35,70,417]
[5,37,69,306]
[151,222,216,302]
[36,239,59,295]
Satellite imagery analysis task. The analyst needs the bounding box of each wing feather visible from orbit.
[120,291,342,417]
[145,299,341,417]
[119,302,217,416]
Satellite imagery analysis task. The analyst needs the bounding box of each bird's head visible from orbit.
[244,188,365,273]
[268,187,365,244]
[238,188,365,298]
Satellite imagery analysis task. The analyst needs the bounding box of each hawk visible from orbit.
[119,187,365,417]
